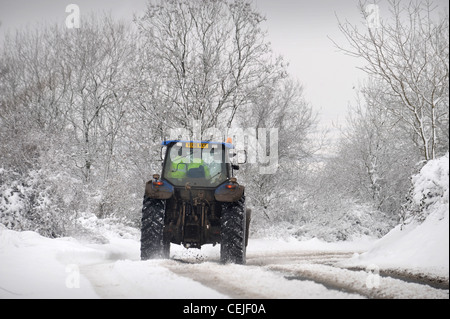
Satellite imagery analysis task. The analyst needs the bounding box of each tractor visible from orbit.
[140,140,250,264]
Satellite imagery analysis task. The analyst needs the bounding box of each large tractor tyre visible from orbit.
[140,196,170,260]
[245,208,252,247]
[220,196,247,264]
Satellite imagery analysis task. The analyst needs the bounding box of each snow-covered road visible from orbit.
[82,246,448,299]
[1,224,447,300]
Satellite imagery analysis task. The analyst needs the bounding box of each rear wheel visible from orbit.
[245,208,251,247]
[220,196,247,264]
[140,196,170,260]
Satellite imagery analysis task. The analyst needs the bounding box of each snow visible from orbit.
[339,153,449,279]
[0,222,226,299]
[81,260,227,299]
[0,218,447,298]
[0,154,448,299]
[247,236,376,253]
[0,221,366,299]
[0,222,371,299]
[0,225,99,298]
[342,216,449,277]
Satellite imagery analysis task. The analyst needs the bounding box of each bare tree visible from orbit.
[0,24,68,172]
[332,79,421,214]
[237,78,317,225]
[333,0,449,161]
[135,0,287,134]
[0,15,142,220]
[58,15,137,182]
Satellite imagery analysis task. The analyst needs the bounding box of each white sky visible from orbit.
[255,0,366,130]
[0,0,448,131]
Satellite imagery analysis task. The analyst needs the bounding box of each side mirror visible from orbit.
[237,150,247,164]
[160,145,167,161]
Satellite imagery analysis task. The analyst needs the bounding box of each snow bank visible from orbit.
[341,154,449,278]
[247,236,376,253]
[0,168,68,237]
[0,224,100,298]
[410,153,449,221]
[0,219,227,299]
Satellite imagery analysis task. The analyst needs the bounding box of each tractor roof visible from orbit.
[162,140,234,149]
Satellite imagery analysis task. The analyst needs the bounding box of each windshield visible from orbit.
[162,142,229,187]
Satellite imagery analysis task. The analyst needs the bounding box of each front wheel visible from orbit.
[140,196,170,260]
[220,196,247,264]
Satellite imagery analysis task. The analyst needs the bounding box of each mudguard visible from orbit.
[214,183,245,202]
[144,179,174,200]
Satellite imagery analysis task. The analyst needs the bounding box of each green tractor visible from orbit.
[140,140,250,264]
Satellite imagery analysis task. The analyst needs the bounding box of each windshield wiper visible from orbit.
[210,172,223,180]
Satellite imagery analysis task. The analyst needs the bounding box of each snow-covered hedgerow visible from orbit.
[402,152,449,225]
[0,168,68,238]
[249,197,393,242]
[341,153,449,277]
[293,200,393,242]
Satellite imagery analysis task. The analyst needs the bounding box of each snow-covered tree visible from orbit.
[134,0,287,134]
[237,78,318,231]
[334,0,449,161]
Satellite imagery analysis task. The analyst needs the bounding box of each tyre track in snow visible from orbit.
[267,263,448,299]
[163,260,268,299]
[344,266,450,290]
[164,259,365,299]
[248,251,449,299]
[166,251,449,299]
[164,251,365,299]
[72,240,448,299]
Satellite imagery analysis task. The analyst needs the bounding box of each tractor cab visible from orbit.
[140,139,250,264]
[161,140,235,188]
